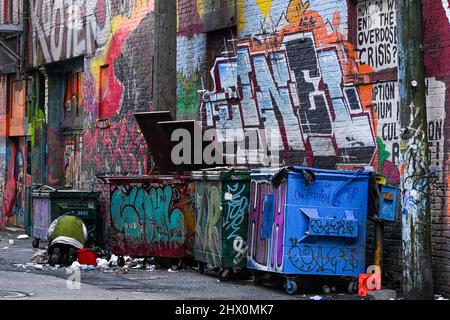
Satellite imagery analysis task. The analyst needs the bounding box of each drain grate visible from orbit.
[0,290,28,299]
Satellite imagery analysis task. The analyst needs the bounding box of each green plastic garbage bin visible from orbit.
[193,168,251,280]
[32,185,100,248]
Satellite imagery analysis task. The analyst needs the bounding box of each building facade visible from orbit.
[0,0,448,295]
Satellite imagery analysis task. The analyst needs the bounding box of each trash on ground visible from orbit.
[17,235,29,240]
[168,268,178,273]
[8,239,14,245]
[30,250,48,264]
[80,265,96,271]
[68,261,81,270]
[310,295,323,301]
[96,258,109,269]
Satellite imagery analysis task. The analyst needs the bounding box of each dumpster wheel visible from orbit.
[117,256,126,267]
[32,239,40,249]
[284,278,298,295]
[198,262,205,275]
[218,268,233,282]
[252,271,263,286]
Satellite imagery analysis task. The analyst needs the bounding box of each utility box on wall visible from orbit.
[379,185,400,222]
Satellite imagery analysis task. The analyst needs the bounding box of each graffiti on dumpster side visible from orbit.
[111,184,194,252]
[247,180,286,272]
[287,238,361,274]
[232,236,247,265]
[194,183,222,266]
[223,183,249,241]
[223,182,250,266]
[309,219,357,237]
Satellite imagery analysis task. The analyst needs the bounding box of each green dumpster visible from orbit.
[192,168,251,280]
[32,185,100,248]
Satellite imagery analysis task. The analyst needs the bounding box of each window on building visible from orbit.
[64,71,83,117]
[63,133,83,189]
[8,77,25,120]
[205,27,237,91]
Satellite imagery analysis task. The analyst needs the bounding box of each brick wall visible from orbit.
[423,0,450,295]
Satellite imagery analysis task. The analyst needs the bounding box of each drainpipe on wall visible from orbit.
[153,0,177,119]
[397,0,434,300]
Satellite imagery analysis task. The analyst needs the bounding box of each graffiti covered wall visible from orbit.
[81,1,155,190]
[423,0,450,295]
[29,0,156,189]
[177,0,236,120]
[2,138,27,228]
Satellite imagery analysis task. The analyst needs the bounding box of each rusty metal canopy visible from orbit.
[134,112,220,173]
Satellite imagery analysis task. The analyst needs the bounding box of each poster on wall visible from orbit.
[357,0,398,71]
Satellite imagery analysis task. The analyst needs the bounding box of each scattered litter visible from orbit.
[435,295,449,301]
[14,263,45,270]
[30,250,48,264]
[80,265,96,271]
[96,258,109,269]
[146,265,156,272]
[2,247,8,250]
[8,239,14,245]
[17,235,29,240]
[310,295,323,301]
[168,268,178,273]
[68,261,81,270]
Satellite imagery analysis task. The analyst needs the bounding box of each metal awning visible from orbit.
[134,112,221,173]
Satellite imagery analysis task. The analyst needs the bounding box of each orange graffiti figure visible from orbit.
[286,0,310,24]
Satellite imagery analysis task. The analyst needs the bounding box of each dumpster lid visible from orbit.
[193,167,250,181]
[134,112,221,172]
[34,185,57,192]
[104,174,193,184]
[134,111,175,172]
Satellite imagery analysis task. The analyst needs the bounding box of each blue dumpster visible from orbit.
[247,167,372,294]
